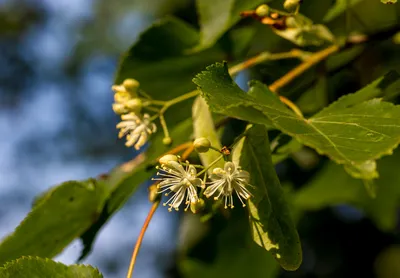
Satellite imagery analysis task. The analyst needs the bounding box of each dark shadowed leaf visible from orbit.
[190,0,264,52]
[115,16,224,125]
[323,0,364,22]
[294,148,400,231]
[179,213,279,278]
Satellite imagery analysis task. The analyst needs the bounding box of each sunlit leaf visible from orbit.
[192,96,224,172]
[194,62,400,180]
[0,180,108,265]
[0,256,103,278]
[273,14,335,46]
[232,124,302,270]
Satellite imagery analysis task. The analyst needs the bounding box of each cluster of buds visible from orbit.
[153,138,253,212]
[112,79,157,150]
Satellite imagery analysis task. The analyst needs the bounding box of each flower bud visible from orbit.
[190,198,205,214]
[111,84,126,94]
[112,103,128,115]
[114,91,132,103]
[163,137,172,146]
[159,154,178,165]
[255,4,270,17]
[283,0,302,12]
[125,98,142,113]
[148,184,161,203]
[123,78,140,96]
[193,137,211,153]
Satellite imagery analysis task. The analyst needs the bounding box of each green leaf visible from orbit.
[194,63,400,180]
[0,180,108,265]
[0,256,102,278]
[79,119,193,260]
[296,72,328,114]
[314,71,400,114]
[294,148,400,231]
[190,0,264,52]
[115,16,224,125]
[229,26,257,58]
[323,0,364,22]
[192,96,224,172]
[271,138,303,165]
[192,62,274,127]
[233,125,302,271]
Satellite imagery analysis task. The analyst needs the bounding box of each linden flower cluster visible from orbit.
[154,139,253,212]
[112,79,157,150]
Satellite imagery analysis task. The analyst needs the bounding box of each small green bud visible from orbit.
[190,198,205,214]
[193,137,211,153]
[123,78,140,91]
[112,103,128,115]
[125,98,142,113]
[255,4,270,17]
[163,137,172,145]
[283,0,301,12]
[159,154,178,165]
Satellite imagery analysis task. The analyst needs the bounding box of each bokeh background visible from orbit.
[0,0,399,278]
[0,0,186,277]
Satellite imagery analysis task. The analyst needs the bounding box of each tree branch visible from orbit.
[269,24,400,93]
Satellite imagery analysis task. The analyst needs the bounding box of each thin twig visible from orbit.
[126,201,160,278]
[228,49,306,76]
[269,44,340,93]
[155,141,192,161]
[181,145,195,160]
[268,24,400,93]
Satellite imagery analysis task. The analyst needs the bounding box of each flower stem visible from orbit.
[228,49,307,76]
[197,155,224,176]
[148,99,167,106]
[126,200,160,278]
[182,162,205,169]
[159,114,170,140]
[152,90,200,141]
[160,89,200,114]
[143,106,160,113]
[209,146,222,154]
